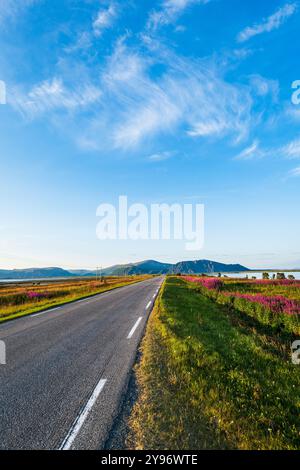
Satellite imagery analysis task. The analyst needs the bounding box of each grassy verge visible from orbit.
[0,277,150,324]
[128,277,300,450]
[199,285,300,337]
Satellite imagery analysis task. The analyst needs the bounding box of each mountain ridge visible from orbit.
[0,267,73,280]
[99,259,249,275]
[0,259,250,279]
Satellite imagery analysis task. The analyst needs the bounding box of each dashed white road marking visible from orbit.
[127,317,143,339]
[146,301,152,310]
[60,378,107,450]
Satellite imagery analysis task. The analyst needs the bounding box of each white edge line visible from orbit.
[127,316,143,339]
[31,307,61,317]
[60,378,107,450]
[146,301,152,310]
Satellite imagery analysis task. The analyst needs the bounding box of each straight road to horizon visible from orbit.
[0,276,163,450]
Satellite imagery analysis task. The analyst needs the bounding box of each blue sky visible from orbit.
[1,0,300,270]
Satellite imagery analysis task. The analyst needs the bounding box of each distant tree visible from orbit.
[288,275,295,280]
[218,273,221,277]
[277,273,286,280]
[252,276,257,280]
[262,272,270,280]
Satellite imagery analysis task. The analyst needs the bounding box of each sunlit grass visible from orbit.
[129,277,300,450]
[0,276,151,323]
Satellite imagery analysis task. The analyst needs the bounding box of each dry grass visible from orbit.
[0,275,151,323]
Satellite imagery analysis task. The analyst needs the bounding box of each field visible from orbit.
[0,275,150,323]
[183,276,300,335]
[128,276,300,450]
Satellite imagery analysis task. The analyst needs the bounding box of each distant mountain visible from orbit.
[101,260,173,276]
[68,269,95,276]
[172,260,249,274]
[100,259,249,276]
[0,259,250,280]
[0,267,73,280]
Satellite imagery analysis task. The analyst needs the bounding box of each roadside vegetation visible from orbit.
[128,276,300,450]
[184,276,300,336]
[0,275,151,323]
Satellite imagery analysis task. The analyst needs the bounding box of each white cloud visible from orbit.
[288,166,300,177]
[11,38,253,151]
[64,32,92,54]
[234,140,266,160]
[93,3,117,37]
[249,75,279,101]
[147,0,210,30]
[234,137,300,163]
[174,24,186,32]
[184,74,252,141]
[11,77,102,118]
[237,2,297,43]
[64,3,119,54]
[287,106,300,122]
[99,41,253,149]
[281,138,300,158]
[0,0,38,22]
[148,151,175,162]
[9,34,254,151]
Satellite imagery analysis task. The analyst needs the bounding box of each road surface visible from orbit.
[0,276,163,450]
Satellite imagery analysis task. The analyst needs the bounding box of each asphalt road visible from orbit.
[0,276,163,450]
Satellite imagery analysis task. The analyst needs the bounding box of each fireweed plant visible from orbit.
[182,276,300,335]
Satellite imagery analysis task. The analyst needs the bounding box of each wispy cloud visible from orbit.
[237,2,297,43]
[148,151,175,162]
[11,77,101,118]
[10,36,254,151]
[235,137,300,163]
[249,75,279,101]
[147,0,211,30]
[288,166,300,177]
[234,140,264,160]
[64,32,92,54]
[0,0,38,23]
[100,40,253,149]
[280,138,300,158]
[93,2,118,37]
[64,2,120,54]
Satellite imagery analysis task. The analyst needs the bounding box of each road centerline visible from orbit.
[0,277,164,450]
[127,317,143,339]
[59,378,107,450]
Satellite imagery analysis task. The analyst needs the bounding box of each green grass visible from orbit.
[0,277,147,324]
[128,277,300,450]
[222,280,300,302]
